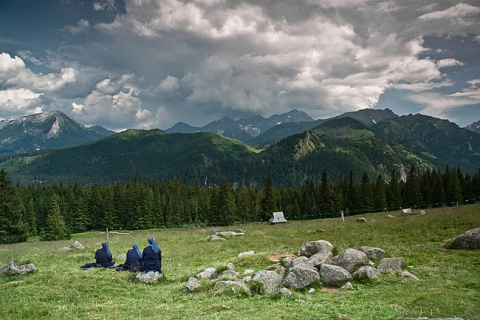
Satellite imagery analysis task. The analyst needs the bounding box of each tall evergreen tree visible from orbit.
[217,178,233,225]
[0,169,28,243]
[386,169,402,209]
[373,175,387,211]
[359,171,373,212]
[260,172,275,221]
[42,195,70,241]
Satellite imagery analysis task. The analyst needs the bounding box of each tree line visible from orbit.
[1,165,479,244]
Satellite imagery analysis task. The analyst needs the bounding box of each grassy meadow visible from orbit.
[1,204,479,320]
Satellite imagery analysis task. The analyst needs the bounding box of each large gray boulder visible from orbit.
[291,256,309,267]
[299,240,333,258]
[283,264,320,289]
[308,251,333,268]
[336,248,368,273]
[252,270,283,294]
[136,271,162,283]
[319,264,352,285]
[196,267,218,279]
[0,262,37,275]
[444,227,480,249]
[352,266,380,281]
[377,257,404,273]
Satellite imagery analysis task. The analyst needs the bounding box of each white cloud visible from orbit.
[436,58,463,68]
[0,88,43,116]
[63,19,91,35]
[93,0,116,11]
[158,76,180,92]
[407,84,480,119]
[0,53,77,92]
[419,3,480,20]
[70,74,153,130]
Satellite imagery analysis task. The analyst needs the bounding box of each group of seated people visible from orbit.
[93,237,162,273]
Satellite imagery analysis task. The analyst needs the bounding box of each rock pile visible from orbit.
[184,239,414,298]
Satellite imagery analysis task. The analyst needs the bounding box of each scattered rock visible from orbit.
[299,240,333,258]
[340,282,353,290]
[283,264,320,289]
[244,269,255,275]
[336,248,369,273]
[238,251,255,257]
[59,241,84,252]
[358,246,385,260]
[352,266,380,281]
[308,251,333,268]
[219,269,239,279]
[319,264,352,285]
[291,256,309,267]
[252,270,283,294]
[136,271,162,283]
[401,271,419,281]
[377,257,405,273]
[227,263,235,270]
[444,227,480,249]
[216,231,245,237]
[308,288,315,294]
[356,217,367,223]
[196,267,217,280]
[0,262,37,275]
[384,214,394,219]
[185,277,201,291]
[279,287,293,298]
[210,235,226,241]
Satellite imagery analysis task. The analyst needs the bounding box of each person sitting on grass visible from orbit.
[95,242,115,268]
[142,237,162,273]
[122,244,143,272]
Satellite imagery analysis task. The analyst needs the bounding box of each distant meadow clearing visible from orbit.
[1,205,479,320]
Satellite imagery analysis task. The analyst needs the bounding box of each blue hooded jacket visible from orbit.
[142,238,162,272]
[95,242,114,267]
[123,244,142,271]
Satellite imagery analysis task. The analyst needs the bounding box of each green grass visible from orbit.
[1,205,479,319]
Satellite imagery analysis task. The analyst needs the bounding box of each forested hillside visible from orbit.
[1,164,479,243]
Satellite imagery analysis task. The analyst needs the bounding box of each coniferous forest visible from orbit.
[1,165,480,244]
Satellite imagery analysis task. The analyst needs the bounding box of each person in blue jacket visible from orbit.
[142,237,162,273]
[95,242,115,268]
[123,244,143,272]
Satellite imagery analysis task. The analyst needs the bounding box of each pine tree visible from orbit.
[260,172,275,221]
[373,175,387,211]
[0,169,28,243]
[42,195,70,241]
[359,171,373,212]
[217,178,233,225]
[386,169,402,209]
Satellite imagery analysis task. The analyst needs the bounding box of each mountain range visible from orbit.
[0,108,479,186]
[0,111,114,156]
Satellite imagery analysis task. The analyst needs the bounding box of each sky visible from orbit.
[0,0,479,131]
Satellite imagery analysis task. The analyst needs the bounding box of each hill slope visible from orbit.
[0,129,259,184]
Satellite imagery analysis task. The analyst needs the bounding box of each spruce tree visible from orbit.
[42,195,70,241]
[260,172,275,221]
[0,169,28,243]
[373,175,387,211]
